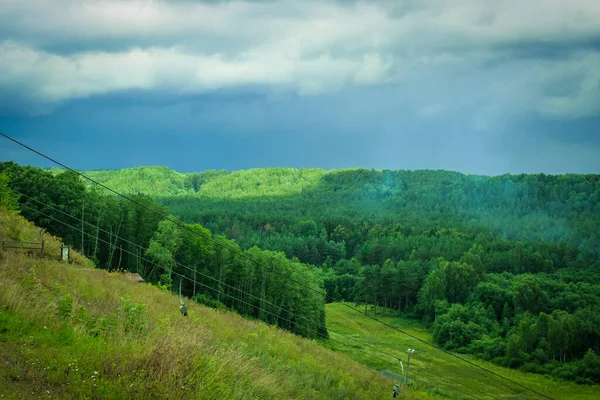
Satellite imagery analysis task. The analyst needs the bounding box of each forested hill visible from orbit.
[6,163,600,386]
[78,166,600,385]
[81,166,600,251]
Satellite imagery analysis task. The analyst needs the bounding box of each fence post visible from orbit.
[39,229,45,258]
[60,245,70,262]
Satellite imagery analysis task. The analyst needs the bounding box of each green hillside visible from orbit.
[324,303,599,400]
[3,163,600,392]
[4,209,594,399]
[82,166,189,196]
[82,166,328,198]
[0,210,428,399]
[81,166,600,247]
[80,166,600,254]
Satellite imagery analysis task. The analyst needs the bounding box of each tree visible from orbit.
[469,281,513,320]
[394,260,419,311]
[547,310,576,362]
[513,276,548,314]
[582,349,600,383]
[0,173,19,211]
[380,259,395,312]
[360,264,382,314]
[418,258,482,319]
[145,220,183,288]
[294,220,318,237]
[432,303,492,351]
[460,244,486,281]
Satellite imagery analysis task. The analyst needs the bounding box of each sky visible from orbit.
[1,0,599,175]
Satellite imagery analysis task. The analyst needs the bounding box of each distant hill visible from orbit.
[83,166,329,198]
[83,166,189,196]
[81,166,600,251]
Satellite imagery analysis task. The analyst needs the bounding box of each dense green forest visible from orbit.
[3,164,600,385]
[0,163,327,339]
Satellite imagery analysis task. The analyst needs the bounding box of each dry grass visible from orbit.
[0,210,434,399]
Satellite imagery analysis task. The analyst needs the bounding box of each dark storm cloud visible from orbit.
[3,87,597,174]
[515,116,600,147]
[1,0,599,173]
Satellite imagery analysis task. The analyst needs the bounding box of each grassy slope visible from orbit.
[0,211,432,400]
[324,303,600,400]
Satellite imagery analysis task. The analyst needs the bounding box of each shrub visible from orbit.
[551,362,580,381]
[117,296,150,337]
[56,293,74,320]
[193,293,229,311]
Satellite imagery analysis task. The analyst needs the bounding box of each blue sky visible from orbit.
[1,0,599,175]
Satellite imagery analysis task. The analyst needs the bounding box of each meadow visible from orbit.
[323,303,600,400]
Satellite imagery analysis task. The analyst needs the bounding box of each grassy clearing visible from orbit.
[323,303,600,400]
[0,210,433,399]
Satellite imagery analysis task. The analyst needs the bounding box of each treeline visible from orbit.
[428,269,600,384]
[0,162,327,339]
[320,250,600,383]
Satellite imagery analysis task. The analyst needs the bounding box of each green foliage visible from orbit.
[193,168,324,198]
[193,293,229,310]
[83,166,188,196]
[0,173,19,211]
[1,162,328,340]
[51,284,74,320]
[94,313,120,338]
[580,349,600,383]
[147,166,600,383]
[56,293,74,320]
[142,217,327,338]
[116,296,150,337]
[513,276,548,314]
[432,302,497,351]
[4,162,600,385]
[84,167,326,199]
[418,258,483,319]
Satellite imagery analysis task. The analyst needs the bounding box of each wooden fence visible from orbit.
[0,229,45,258]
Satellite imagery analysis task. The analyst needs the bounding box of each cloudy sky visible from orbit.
[1,0,599,175]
